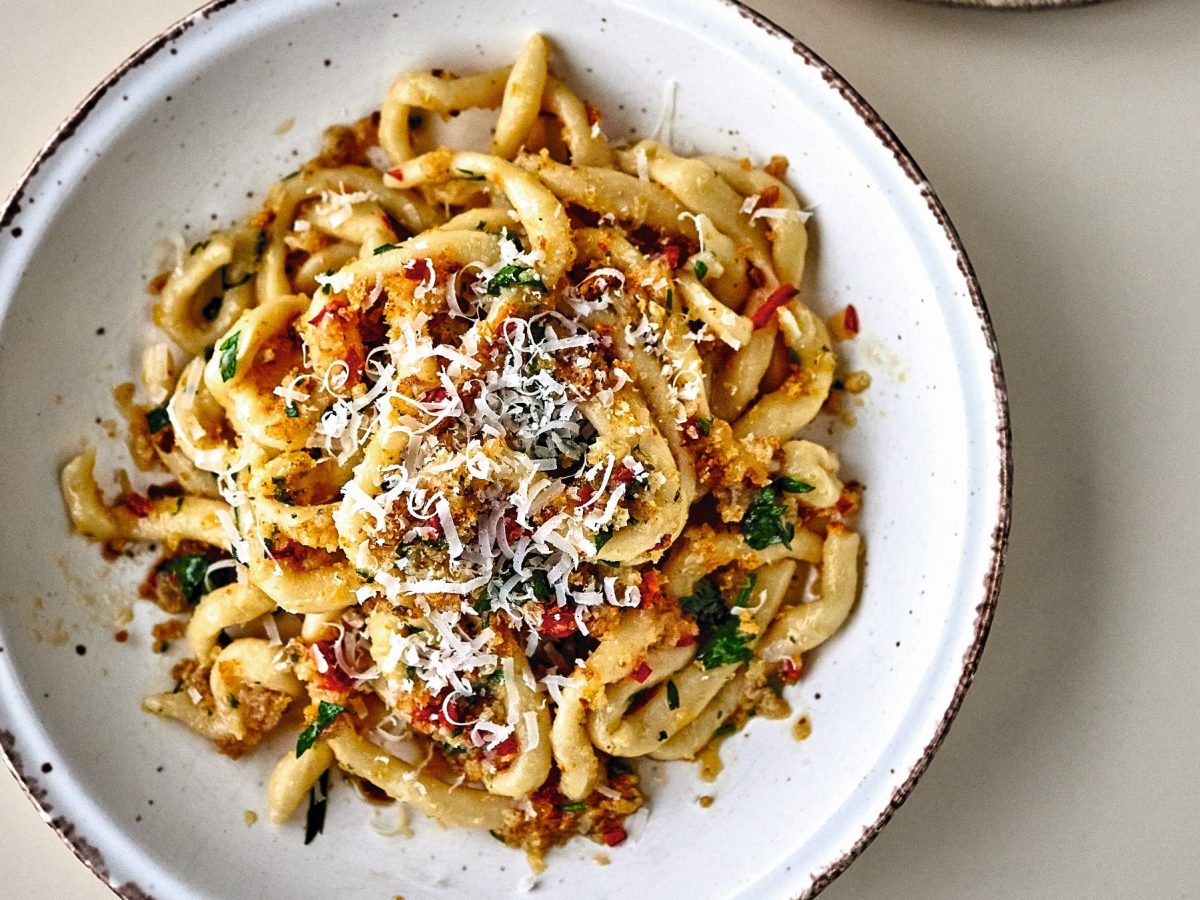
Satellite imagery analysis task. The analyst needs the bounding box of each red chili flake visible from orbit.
[612,465,635,484]
[313,640,355,693]
[421,386,448,404]
[539,608,579,639]
[659,243,683,270]
[602,826,628,847]
[123,492,152,518]
[386,167,404,181]
[490,734,519,758]
[842,304,860,336]
[675,633,697,648]
[404,258,431,282]
[630,661,652,684]
[577,484,595,505]
[780,658,803,684]
[750,284,799,329]
[308,297,348,326]
[501,515,525,545]
[641,570,662,598]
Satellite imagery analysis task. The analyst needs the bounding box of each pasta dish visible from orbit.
[60,34,863,860]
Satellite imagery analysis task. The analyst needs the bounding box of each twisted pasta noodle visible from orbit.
[759,526,861,658]
[588,560,794,757]
[649,671,747,761]
[380,66,511,165]
[540,77,611,167]
[731,302,836,441]
[156,230,256,355]
[267,740,334,824]
[187,580,276,659]
[61,450,228,546]
[780,440,844,510]
[327,731,512,830]
[491,34,550,160]
[386,150,574,287]
[141,691,224,740]
[167,357,256,474]
[259,167,435,303]
[548,679,597,800]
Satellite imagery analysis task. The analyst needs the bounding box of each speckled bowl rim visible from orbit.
[0,1,1012,897]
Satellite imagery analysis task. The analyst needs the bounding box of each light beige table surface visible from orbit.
[2,1,1197,897]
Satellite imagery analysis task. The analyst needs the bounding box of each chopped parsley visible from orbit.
[776,476,815,494]
[271,477,295,505]
[285,403,299,418]
[697,618,753,669]
[713,722,737,739]
[486,264,546,296]
[145,405,171,434]
[156,553,213,605]
[740,485,794,550]
[372,242,401,255]
[679,576,726,629]
[201,295,222,321]
[217,331,240,382]
[666,679,680,710]
[695,415,714,436]
[303,770,330,845]
[296,701,347,757]
[559,801,588,813]
[693,259,708,280]
[594,526,615,552]
[733,572,759,608]
[455,167,485,181]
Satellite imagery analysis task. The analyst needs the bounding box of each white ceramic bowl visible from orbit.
[0,1,1010,897]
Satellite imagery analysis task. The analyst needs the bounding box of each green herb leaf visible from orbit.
[455,167,486,181]
[486,264,546,296]
[304,770,330,845]
[528,570,553,602]
[559,801,588,812]
[666,680,680,710]
[787,347,802,365]
[156,553,211,605]
[296,701,347,757]
[285,403,299,418]
[372,243,401,255]
[271,477,295,505]
[693,259,708,280]
[679,577,727,629]
[697,619,753,670]
[594,527,615,552]
[713,722,737,739]
[201,295,223,321]
[740,486,794,551]
[695,415,714,437]
[218,331,240,382]
[145,405,171,434]
[733,572,758,609]
[776,476,815,494]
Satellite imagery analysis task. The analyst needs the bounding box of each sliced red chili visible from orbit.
[123,493,152,518]
[630,661,652,684]
[404,258,431,282]
[539,608,579,639]
[675,632,697,648]
[490,734,519,758]
[386,167,404,182]
[313,640,355,692]
[843,304,860,336]
[750,284,799,329]
[780,658,803,684]
[602,826,628,847]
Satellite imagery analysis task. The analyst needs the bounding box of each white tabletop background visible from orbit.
[2,0,1197,897]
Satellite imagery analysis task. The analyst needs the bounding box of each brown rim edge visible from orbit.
[718,2,1012,897]
[0,1,1013,898]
